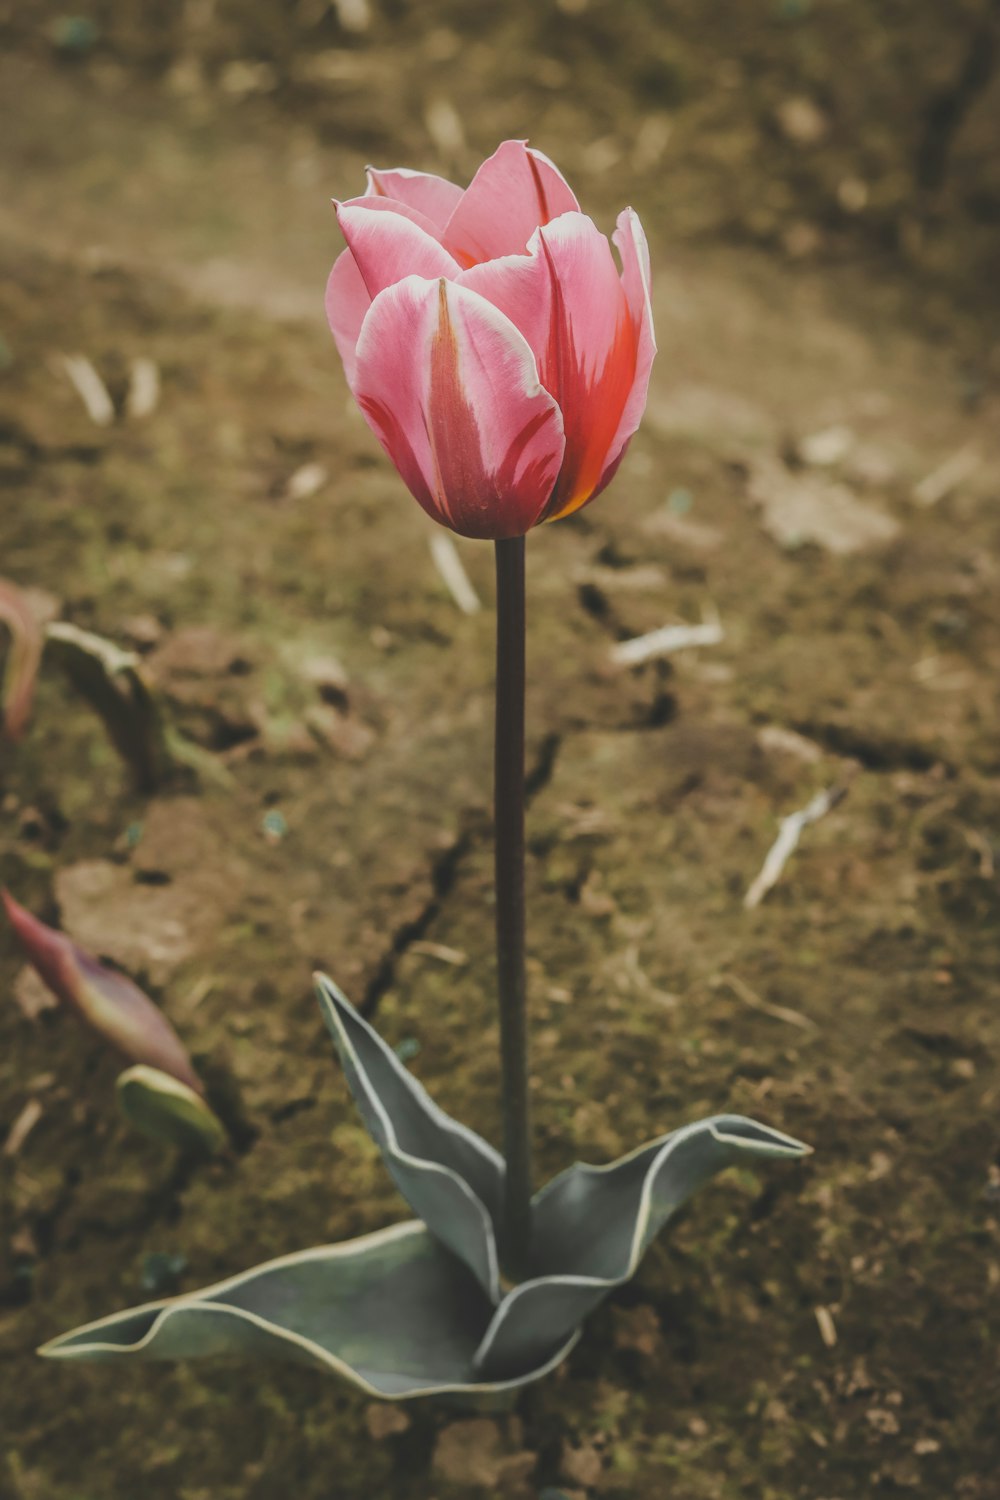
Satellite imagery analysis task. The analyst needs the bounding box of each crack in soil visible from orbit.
[360,733,563,1020]
[791,717,951,774]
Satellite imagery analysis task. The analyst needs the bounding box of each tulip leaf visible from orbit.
[0,577,44,741]
[117,1066,227,1155]
[41,984,808,1400]
[2,890,203,1093]
[473,1116,809,1380]
[44,622,168,792]
[39,1220,577,1400]
[315,974,504,1299]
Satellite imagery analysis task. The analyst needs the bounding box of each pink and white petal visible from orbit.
[335,202,460,304]
[325,247,372,387]
[353,276,565,539]
[443,140,580,264]
[461,212,637,521]
[458,214,623,384]
[590,208,657,493]
[338,193,448,245]
[365,167,464,229]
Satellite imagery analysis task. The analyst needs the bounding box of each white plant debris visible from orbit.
[59,353,114,426]
[796,424,855,467]
[283,462,329,503]
[126,356,160,418]
[912,445,980,507]
[3,1097,43,1156]
[814,1305,838,1348]
[610,607,722,667]
[744,783,849,909]
[756,724,823,763]
[424,98,465,154]
[409,940,469,967]
[332,0,371,31]
[430,535,481,615]
[748,458,899,554]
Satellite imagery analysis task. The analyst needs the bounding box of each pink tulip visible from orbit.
[326,140,655,540]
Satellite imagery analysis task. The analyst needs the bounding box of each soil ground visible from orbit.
[1,4,999,1498]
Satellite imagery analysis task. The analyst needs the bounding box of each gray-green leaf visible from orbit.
[474,1115,809,1380]
[40,1221,575,1400]
[315,974,504,1299]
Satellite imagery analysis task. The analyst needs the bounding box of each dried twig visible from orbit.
[3,1098,43,1156]
[712,972,816,1032]
[814,1305,838,1348]
[610,605,722,667]
[409,941,468,967]
[744,783,849,909]
[126,357,160,419]
[912,445,980,507]
[59,353,114,426]
[429,535,481,615]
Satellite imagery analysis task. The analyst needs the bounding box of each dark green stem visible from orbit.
[494,535,532,1278]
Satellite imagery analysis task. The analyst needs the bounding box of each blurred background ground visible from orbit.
[1,2,999,1497]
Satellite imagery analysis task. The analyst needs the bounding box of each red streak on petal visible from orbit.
[535,237,638,521]
[423,283,551,538]
[527,151,552,227]
[357,392,437,518]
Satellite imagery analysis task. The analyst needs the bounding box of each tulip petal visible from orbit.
[316,974,504,1299]
[2,890,203,1094]
[353,275,565,539]
[474,1115,809,1380]
[588,208,657,501]
[365,166,464,230]
[459,211,638,521]
[335,200,460,306]
[443,140,580,264]
[328,202,461,391]
[325,248,371,387]
[0,577,44,741]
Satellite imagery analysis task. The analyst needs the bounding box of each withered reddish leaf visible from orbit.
[2,890,202,1092]
[0,577,44,741]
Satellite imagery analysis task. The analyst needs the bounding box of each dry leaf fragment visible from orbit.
[3,1098,44,1156]
[59,354,115,425]
[814,1305,838,1348]
[126,357,160,418]
[0,577,44,740]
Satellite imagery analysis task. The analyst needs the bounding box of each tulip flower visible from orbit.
[40,150,808,1417]
[326,139,655,540]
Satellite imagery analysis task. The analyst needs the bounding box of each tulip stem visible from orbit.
[494,534,533,1280]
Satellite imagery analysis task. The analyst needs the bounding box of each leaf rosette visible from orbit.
[41,977,809,1398]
